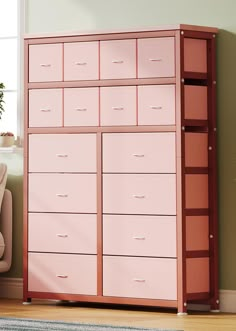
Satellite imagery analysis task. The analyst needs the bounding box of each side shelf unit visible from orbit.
[24,24,219,313]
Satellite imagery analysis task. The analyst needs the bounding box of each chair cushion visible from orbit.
[0,163,7,212]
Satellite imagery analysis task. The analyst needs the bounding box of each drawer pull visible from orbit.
[56,234,68,238]
[150,106,162,110]
[132,154,145,158]
[75,62,87,66]
[56,275,68,279]
[149,58,162,62]
[133,195,145,199]
[112,60,124,64]
[75,108,87,112]
[56,154,68,158]
[40,109,51,112]
[40,63,51,67]
[133,278,146,283]
[133,236,146,240]
[112,107,124,111]
[56,194,68,198]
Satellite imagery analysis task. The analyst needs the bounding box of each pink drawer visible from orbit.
[103,174,176,215]
[186,216,209,251]
[184,86,208,120]
[64,41,99,81]
[100,39,136,79]
[29,89,63,127]
[64,88,99,126]
[185,174,209,209]
[186,258,209,293]
[28,173,96,213]
[28,213,97,254]
[29,134,96,173]
[100,86,136,126]
[184,38,207,73]
[103,256,177,300]
[103,215,176,257]
[185,133,208,167]
[102,132,176,173]
[138,85,175,125]
[28,253,97,295]
[29,44,63,82]
[138,37,175,78]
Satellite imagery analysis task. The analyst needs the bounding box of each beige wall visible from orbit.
[4,0,234,290]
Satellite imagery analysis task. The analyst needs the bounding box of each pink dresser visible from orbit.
[24,24,219,314]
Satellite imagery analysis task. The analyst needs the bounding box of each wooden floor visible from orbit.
[0,299,235,331]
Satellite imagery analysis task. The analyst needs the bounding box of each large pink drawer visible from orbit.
[103,215,176,257]
[64,88,99,126]
[100,86,136,126]
[103,174,176,215]
[28,253,97,295]
[138,85,175,125]
[138,37,175,78]
[100,39,136,79]
[64,41,99,81]
[28,213,97,254]
[28,173,96,213]
[28,89,63,127]
[102,132,176,173]
[28,134,96,173]
[103,256,177,300]
[29,44,63,82]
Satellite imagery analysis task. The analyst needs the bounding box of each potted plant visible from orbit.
[0,83,15,147]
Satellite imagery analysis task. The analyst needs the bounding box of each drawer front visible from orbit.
[185,132,208,168]
[103,256,177,300]
[28,174,96,213]
[100,86,136,126]
[103,215,176,257]
[28,213,97,254]
[64,41,99,81]
[103,174,176,215]
[29,134,97,173]
[138,37,175,78]
[138,85,175,125]
[100,39,136,79]
[185,174,208,209]
[102,132,176,173]
[29,44,63,82]
[184,38,207,73]
[184,86,208,120]
[28,253,97,295]
[29,89,63,127]
[64,88,99,126]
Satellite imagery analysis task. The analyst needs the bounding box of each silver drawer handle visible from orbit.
[40,64,51,67]
[150,106,162,110]
[75,62,87,65]
[56,234,68,238]
[112,107,124,111]
[56,194,68,198]
[133,195,145,199]
[112,60,124,64]
[133,278,146,283]
[133,236,146,240]
[40,109,51,112]
[56,275,68,278]
[132,154,145,158]
[149,58,162,62]
[56,154,68,158]
[76,108,87,111]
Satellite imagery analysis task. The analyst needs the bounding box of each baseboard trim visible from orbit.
[0,278,235,313]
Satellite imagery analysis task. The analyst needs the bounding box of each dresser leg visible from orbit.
[23,298,32,305]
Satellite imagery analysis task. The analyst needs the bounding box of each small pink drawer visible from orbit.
[103,174,176,215]
[64,88,99,126]
[185,132,208,167]
[184,86,208,120]
[103,256,177,300]
[64,41,99,81]
[28,213,97,254]
[138,85,175,125]
[29,44,63,82]
[100,39,136,79]
[186,258,209,294]
[184,38,207,73]
[186,216,209,251]
[103,215,176,257]
[185,174,209,209]
[28,89,63,127]
[28,253,97,295]
[28,133,96,173]
[138,37,175,78]
[100,86,136,126]
[102,132,176,173]
[28,173,96,213]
